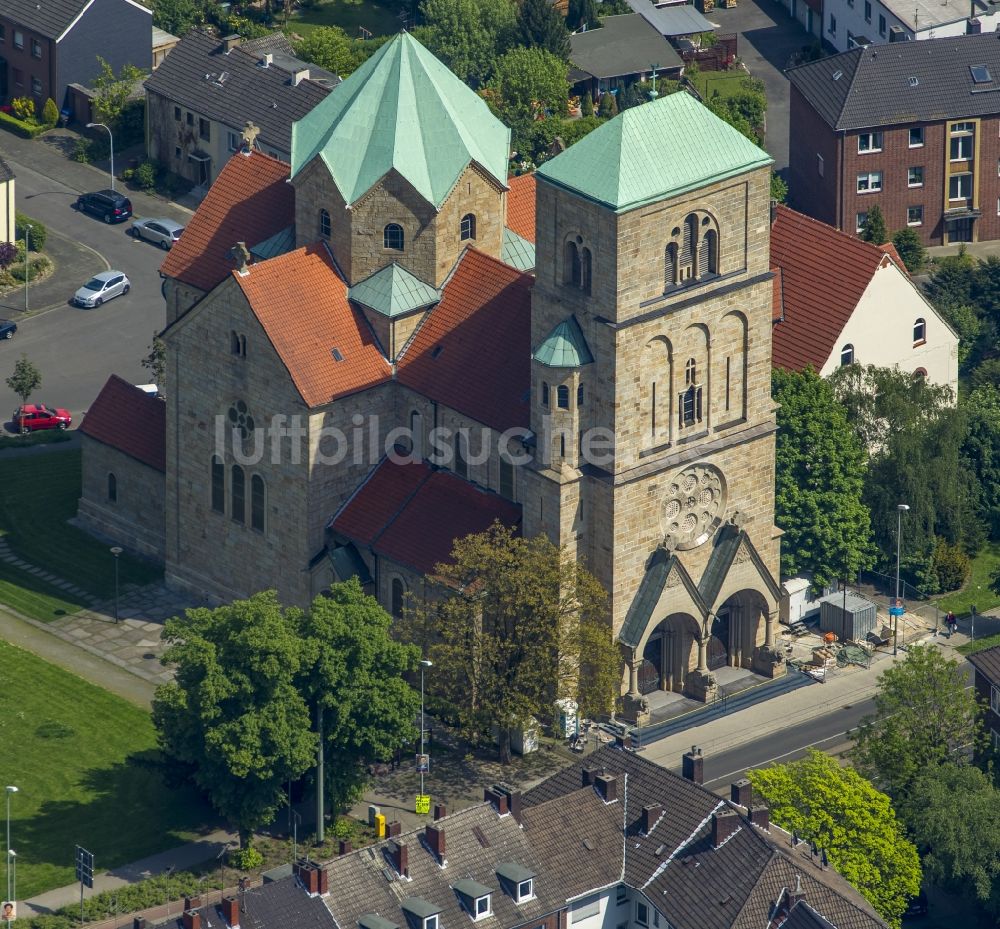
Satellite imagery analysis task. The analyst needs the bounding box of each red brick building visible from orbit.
[787,33,1000,246]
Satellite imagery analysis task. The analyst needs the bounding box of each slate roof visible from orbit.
[398,249,532,433]
[770,205,899,371]
[967,644,1000,683]
[80,375,166,472]
[186,874,337,929]
[623,0,715,36]
[536,92,771,213]
[533,316,594,368]
[569,14,682,80]
[349,264,441,318]
[291,32,510,208]
[232,244,391,407]
[786,32,1000,131]
[330,457,521,575]
[144,30,335,155]
[5,0,148,39]
[506,173,536,243]
[160,150,295,292]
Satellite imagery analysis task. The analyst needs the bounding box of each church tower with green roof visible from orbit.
[524,92,786,710]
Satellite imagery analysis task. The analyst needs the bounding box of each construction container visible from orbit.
[818,591,878,642]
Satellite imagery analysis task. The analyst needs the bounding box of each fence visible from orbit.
[848,570,942,646]
[679,35,738,71]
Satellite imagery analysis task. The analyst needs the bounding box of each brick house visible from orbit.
[770,205,959,394]
[787,33,1000,246]
[0,0,150,110]
[967,645,1000,752]
[155,746,888,929]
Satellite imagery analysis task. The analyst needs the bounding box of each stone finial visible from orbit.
[230,242,251,275]
[240,121,261,152]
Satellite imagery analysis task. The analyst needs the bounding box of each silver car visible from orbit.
[73,271,131,307]
[130,217,184,249]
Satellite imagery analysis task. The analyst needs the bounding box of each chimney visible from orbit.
[182,913,201,929]
[295,861,320,895]
[338,839,352,855]
[318,867,329,895]
[594,774,618,803]
[750,804,770,831]
[292,68,311,85]
[483,787,509,815]
[387,820,402,838]
[730,778,752,808]
[184,897,202,912]
[711,809,740,847]
[641,803,661,834]
[682,746,704,785]
[221,897,239,929]
[134,918,147,929]
[260,52,273,67]
[388,840,409,878]
[493,783,522,824]
[581,767,599,787]
[221,33,241,51]
[433,803,447,821]
[425,824,446,864]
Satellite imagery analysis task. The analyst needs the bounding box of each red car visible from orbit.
[11,404,72,433]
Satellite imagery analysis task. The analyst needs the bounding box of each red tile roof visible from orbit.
[331,458,521,575]
[879,241,907,272]
[506,173,536,243]
[160,152,294,293]
[80,375,166,472]
[234,244,391,407]
[398,248,532,432]
[770,205,898,371]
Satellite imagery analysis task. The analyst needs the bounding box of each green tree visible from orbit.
[15,213,46,251]
[486,46,567,129]
[152,592,317,846]
[597,90,617,118]
[860,204,887,244]
[92,57,147,129]
[772,367,875,588]
[890,227,925,273]
[404,524,618,763]
[963,385,1000,536]
[516,0,570,58]
[294,26,360,77]
[152,0,210,34]
[748,750,921,927]
[420,0,516,85]
[937,302,981,370]
[141,333,167,386]
[770,172,788,203]
[901,763,1000,912]
[297,579,420,824]
[41,98,59,129]
[851,645,984,801]
[567,0,598,30]
[581,90,594,117]
[6,355,42,425]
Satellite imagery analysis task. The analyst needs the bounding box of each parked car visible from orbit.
[0,319,16,340]
[73,271,130,308]
[73,189,133,224]
[130,217,184,249]
[11,404,72,433]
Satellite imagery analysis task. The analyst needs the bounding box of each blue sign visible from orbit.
[889,606,905,617]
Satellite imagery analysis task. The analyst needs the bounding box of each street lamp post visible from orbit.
[110,547,123,623]
[419,659,432,802]
[7,851,14,914]
[23,225,30,314]
[894,504,910,656]
[5,787,17,910]
[86,123,115,191]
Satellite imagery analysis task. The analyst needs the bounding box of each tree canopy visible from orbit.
[850,644,984,801]
[516,0,571,59]
[419,0,517,85]
[772,367,875,588]
[748,750,921,927]
[485,46,568,134]
[91,57,146,129]
[859,204,887,244]
[6,354,41,407]
[293,26,369,78]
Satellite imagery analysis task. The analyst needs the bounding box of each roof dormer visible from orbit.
[453,880,492,921]
[495,863,535,904]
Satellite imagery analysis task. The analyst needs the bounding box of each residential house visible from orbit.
[0,0,150,110]
[967,644,1000,752]
[787,33,1000,245]
[622,0,716,39]
[143,30,337,191]
[156,746,888,929]
[0,157,14,245]
[771,205,958,395]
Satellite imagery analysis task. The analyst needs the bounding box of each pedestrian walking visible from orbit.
[945,611,957,637]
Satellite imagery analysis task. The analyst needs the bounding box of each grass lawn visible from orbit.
[933,540,1000,617]
[0,560,90,622]
[287,0,409,38]
[0,450,162,601]
[689,70,747,103]
[958,632,1000,656]
[0,431,74,451]
[0,640,215,899]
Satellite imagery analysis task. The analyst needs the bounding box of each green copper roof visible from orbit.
[501,228,535,271]
[533,316,594,368]
[348,263,440,318]
[535,92,772,213]
[291,32,510,208]
[249,225,295,261]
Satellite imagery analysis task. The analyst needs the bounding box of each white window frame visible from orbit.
[636,902,649,927]
[909,127,924,147]
[856,212,868,234]
[474,896,491,920]
[424,917,438,929]
[516,879,534,903]
[991,683,1000,714]
[828,13,837,33]
[949,173,973,201]
[13,30,23,49]
[857,171,882,193]
[858,131,883,153]
[227,130,240,152]
[907,206,923,226]
[907,166,923,187]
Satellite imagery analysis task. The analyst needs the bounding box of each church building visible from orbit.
[80,32,786,705]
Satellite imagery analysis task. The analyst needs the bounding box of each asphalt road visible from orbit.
[0,158,185,425]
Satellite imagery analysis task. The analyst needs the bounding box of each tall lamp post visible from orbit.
[894,503,910,655]
[86,122,115,191]
[110,547,123,623]
[7,851,14,915]
[23,225,31,314]
[419,659,432,802]
[5,786,17,910]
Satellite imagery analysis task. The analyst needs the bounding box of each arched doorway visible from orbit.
[714,589,768,669]
[708,611,729,670]
[641,612,700,693]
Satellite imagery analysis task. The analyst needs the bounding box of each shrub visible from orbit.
[15,213,47,251]
[72,137,92,163]
[581,91,594,117]
[0,242,16,270]
[134,160,158,190]
[11,96,36,122]
[597,91,618,117]
[0,111,46,138]
[932,539,971,592]
[891,227,926,273]
[41,97,59,128]
[230,845,264,870]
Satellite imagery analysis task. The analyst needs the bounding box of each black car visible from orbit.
[0,319,15,340]
[73,189,133,224]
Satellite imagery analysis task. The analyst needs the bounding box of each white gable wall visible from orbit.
[818,259,958,399]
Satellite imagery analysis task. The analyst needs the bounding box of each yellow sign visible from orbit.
[415,795,431,815]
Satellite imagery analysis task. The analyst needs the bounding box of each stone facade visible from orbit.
[76,435,166,561]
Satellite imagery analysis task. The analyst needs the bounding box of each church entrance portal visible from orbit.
[708,610,729,670]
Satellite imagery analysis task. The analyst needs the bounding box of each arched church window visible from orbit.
[681,358,702,427]
[913,317,926,344]
[542,382,550,407]
[319,209,331,239]
[665,243,679,289]
[211,455,225,513]
[107,472,117,503]
[580,247,592,295]
[680,214,698,281]
[565,239,581,286]
[231,464,245,524]
[251,474,266,532]
[703,228,718,274]
[685,358,697,385]
[557,384,570,409]
[384,223,404,251]
[840,344,855,366]
[391,577,405,618]
[460,213,476,241]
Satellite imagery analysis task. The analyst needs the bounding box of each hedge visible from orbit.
[0,111,47,139]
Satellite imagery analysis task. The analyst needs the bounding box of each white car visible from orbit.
[73,271,131,308]
[130,217,184,250]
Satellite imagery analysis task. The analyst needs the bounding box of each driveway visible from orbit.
[703,0,814,171]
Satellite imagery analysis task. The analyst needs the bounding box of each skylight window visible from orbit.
[832,70,843,80]
[972,64,992,84]
[331,348,344,362]
[908,76,919,87]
